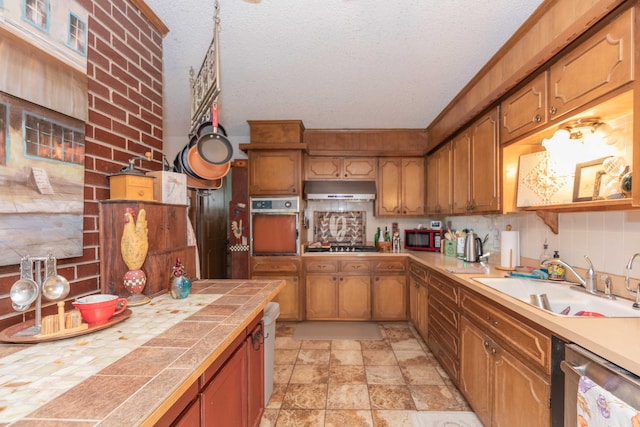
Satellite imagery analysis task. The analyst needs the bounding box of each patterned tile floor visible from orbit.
[260,321,472,427]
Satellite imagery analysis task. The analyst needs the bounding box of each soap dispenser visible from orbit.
[548,251,565,281]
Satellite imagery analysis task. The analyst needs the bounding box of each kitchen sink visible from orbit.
[472,277,640,318]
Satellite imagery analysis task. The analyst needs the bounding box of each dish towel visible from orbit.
[577,375,640,427]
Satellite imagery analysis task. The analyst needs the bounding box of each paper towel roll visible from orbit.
[500,231,520,268]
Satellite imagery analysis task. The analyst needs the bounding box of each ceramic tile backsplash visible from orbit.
[305,200,640,278]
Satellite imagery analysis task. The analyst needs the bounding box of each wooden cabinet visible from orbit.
[408,261,429,341]
[451,108,500,215]
[305,258,370,320]
[371,258,407,320]
[200,315,265,427]
[548,8,634,122]
[98,201,195,298]
[460,289,551,427]
[305,157,377,180]
[377,157,425,216]
[251,257,302,321]
[501,71,548,144]
[248,149,302,196]
[427,271,460,382]
[426,143,452,215]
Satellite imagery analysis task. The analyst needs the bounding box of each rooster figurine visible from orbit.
[121,208,149,270]
[121,208,150,304]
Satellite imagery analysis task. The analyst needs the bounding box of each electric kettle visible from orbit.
[464,230,484,262]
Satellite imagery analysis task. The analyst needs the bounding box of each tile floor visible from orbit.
[260,321,473,427]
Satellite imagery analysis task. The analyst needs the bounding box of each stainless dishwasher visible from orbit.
[561,344,640,427]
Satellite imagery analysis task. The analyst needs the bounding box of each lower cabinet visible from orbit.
[251,257,302,321]
[408,261,429,341]
[169,314,265,427]
[460,289,551,427]
[427,271,460,382]
[305,258,371,320]
[201,340,248,426]
[371,258,407,321]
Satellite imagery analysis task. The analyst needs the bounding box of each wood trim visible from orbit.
[131,0,170,37]
[304,128,429,156]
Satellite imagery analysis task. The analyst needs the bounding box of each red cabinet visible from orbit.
[247,322,265,427]
[201,340,249,426]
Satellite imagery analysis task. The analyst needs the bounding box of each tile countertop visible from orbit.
[0,279,284,426]
[404,251,640,377]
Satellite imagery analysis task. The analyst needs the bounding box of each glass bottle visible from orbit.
[170,257,192,299]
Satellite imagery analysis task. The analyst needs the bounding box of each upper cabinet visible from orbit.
[501,72,548,145]
[242,120,307,197]
[548,8,634,122]
[452,108,500,215]
[304,157,377,180]
[501,7,634,145]
[426,143,452,215]
[248,150,302,196]
[377,157,425,217]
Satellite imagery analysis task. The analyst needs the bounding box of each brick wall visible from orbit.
[0,0,166,330]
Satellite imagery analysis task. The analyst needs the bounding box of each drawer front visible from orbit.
[305,259,338,273]
[429,295,460,332]
[429,308,460,357]
[340,260,371,273]
[461,290,551,374]
[373,259,406,272]
[429,273,459,306]
[428,331,459,383]
[409,262,428,282]
[251,259,300,273]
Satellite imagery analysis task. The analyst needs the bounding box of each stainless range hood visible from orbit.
[303,180,377,201]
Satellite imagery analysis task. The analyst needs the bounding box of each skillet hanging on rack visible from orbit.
[194,102,233,165]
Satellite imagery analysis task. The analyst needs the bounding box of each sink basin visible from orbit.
[472,277,640,318]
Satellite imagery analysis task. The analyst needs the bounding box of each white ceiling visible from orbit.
[145,0,544,162]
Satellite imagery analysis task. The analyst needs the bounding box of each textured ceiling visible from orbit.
[145,0,544,161]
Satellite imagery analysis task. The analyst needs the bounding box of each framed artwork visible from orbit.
[516,151,574,207]
[573,158,607,202]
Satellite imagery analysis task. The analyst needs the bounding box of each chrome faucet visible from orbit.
[624,254,640,309]
[541,255,598,294]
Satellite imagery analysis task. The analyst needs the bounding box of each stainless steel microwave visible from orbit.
[404,229,442,252]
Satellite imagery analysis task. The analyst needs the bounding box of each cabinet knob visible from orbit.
[483,340,490,348]
[491,347,497,355]
[549,106,557,115]
[534,114,541,122]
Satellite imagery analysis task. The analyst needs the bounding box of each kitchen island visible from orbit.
[0,279,283,426]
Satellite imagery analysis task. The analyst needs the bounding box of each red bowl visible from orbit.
[574,310,605,317]
[72,295,128,325]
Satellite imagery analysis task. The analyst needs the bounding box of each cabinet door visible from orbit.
[409,276,428,340]
[377,158,402,216]
[254,275,301,321]
[248,150,301,195]
[372,275,407,320]
[306,274,339,319]
[426,143,452,215]
[172,397,200,427]
[201,341,248,427]
[343,158,377,180]
[247,323,265,427]
[470,108,500,213]
[305,157,341,179]
[338,275,371,320]
[401,157,425,216]
[493,343,550,427]
[460,318,492,427]
[501,71,548,144]
[548,8,633,121]
[451,131,471,214]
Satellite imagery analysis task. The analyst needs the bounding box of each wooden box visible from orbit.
[146,171,187,205]
[109,174,155,201]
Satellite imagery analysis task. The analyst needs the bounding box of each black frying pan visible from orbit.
[195,102,233,165]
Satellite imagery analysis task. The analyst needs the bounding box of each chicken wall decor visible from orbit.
[120,208,151,305]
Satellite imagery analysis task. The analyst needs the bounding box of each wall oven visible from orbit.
[250,197,300,256]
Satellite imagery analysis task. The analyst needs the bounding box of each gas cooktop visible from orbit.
[306,245,377,253]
